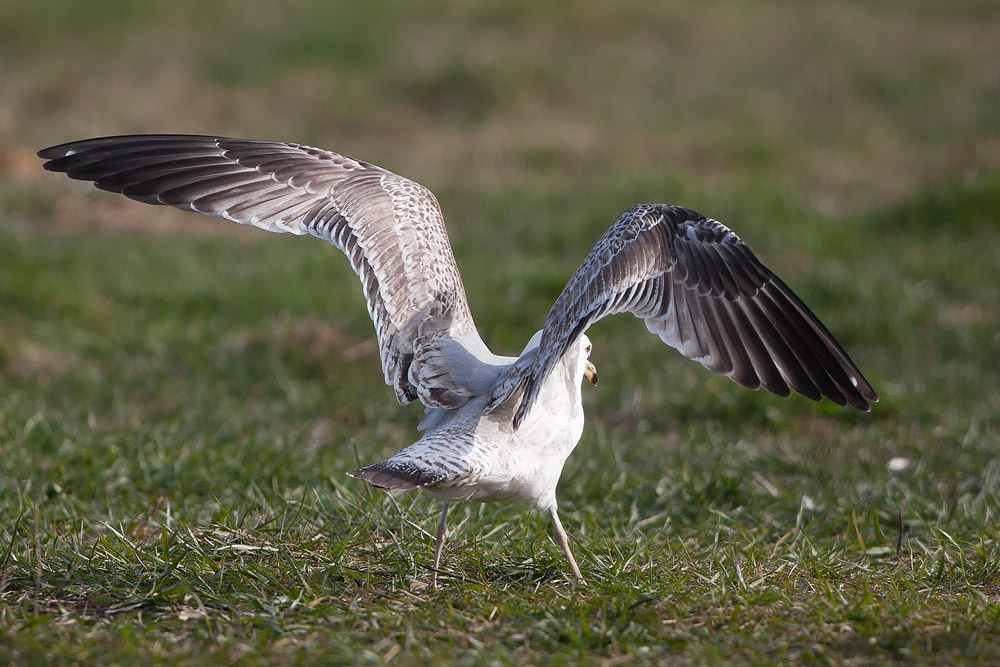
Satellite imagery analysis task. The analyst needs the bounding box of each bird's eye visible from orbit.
[585,343,592,354]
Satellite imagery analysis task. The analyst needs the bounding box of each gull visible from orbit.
[38,135,878,588]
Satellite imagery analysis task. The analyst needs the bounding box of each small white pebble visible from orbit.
[887,457,911,472]
[801,495,815,511]
[178,609,206,621]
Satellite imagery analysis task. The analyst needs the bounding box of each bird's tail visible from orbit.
[347,460,445,490]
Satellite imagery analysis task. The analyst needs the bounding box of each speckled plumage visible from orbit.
[39,135,877,587]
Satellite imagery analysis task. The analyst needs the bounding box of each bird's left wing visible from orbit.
[493,204,878,428]
[38,134,487,409]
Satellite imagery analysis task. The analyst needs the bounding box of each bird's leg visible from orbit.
[549,507,586,584]
[429,501,450,590]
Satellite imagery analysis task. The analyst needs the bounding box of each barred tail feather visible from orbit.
[348,460,445,490]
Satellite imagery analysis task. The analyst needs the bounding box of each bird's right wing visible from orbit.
[489,204,878,427]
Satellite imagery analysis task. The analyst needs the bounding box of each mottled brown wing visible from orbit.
[38,134,483,408]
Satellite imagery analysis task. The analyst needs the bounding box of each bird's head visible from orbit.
[581,335,597,386]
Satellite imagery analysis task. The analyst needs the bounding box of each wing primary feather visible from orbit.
[679,286,733,374]
[754,286,847,404]
[702,295,758,388]
[767,280,875,409]
[733,296,821,400]
[720,297,788,396]
[104,164,251,200]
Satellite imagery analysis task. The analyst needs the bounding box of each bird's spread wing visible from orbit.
[38,134,484,409]
[495,204,878,427]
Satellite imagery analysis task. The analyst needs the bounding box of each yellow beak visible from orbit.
[584,361,598,386]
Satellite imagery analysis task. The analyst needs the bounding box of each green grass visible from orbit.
[2,0,1000,663]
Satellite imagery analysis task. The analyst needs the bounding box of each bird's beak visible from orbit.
[584,361,598,386]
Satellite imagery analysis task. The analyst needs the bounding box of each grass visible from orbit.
[2,0,999,663]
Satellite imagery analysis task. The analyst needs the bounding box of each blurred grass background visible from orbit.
[1,0,999,663]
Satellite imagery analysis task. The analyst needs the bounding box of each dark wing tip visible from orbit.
[38,137,119,162]
[38,145,69,161]
[847,376,879,411]
[38,147,71,170]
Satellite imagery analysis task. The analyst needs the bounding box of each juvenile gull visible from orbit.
[38,135,878,587]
